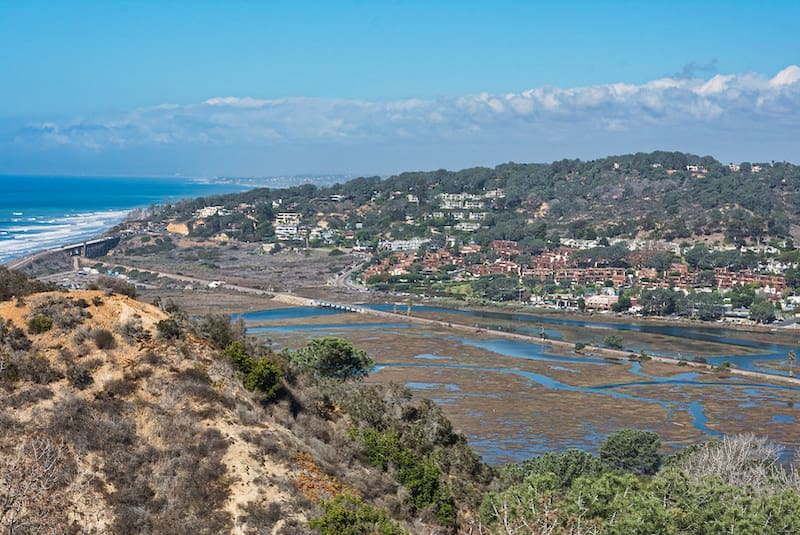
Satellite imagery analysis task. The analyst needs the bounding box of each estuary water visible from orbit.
[236,305,800,463]
[0,175,248,263]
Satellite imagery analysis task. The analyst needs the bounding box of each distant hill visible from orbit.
[151,151,800,247]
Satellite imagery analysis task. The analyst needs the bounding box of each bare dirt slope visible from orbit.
[0,291,334,534]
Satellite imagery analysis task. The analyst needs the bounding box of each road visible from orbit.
[328,261,368,292]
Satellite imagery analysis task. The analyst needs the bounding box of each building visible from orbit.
[584,294,619,311]
[454,222,481,232]
[274,212,302,226]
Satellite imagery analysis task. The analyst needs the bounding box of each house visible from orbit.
[584,294,618,311]
[454,222,481,232]
[194,205,225,218]
[274,212,302,226]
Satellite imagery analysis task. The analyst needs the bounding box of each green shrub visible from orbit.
[600,428,662,475]
[27,314,53,334]
[224,341,254,375]
[310,494,407,535]
[290,337,374,380]
[353,429,454,526]
[244,358,282,400]
[92,296,104,306]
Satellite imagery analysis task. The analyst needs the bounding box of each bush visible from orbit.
[353,429,454,525]
[118,316,148,344]
[603,334,624,350]
[503,449,603,489]
[197,315,241,350]
[290,337,374,380]
[18,354,63,384]
[156,319,182,340]
[27,314,53,334]
[0,266,55,301]
[244,358,282,400]
[224,341,254,376]
[96,276,137,297]
[92,296,104,306]
[310,494,407,535]
[600,429,662,475]
[92,329,116,350]
[66,363,95,390]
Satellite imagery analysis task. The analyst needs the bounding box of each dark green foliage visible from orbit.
[638,288,679,316]
[600,429,662,475]
[502,449,603,489]
[677,291,725,320]
[225,341,282,400]
[225,341,254,376]
[353,429,454,526]
[156,319,182,340]
[310,494,408,535]
[27,314,53,334]
[749,298,777,324]
[290,337,374,380]
[243,358,282,400]
[472,275,520,301]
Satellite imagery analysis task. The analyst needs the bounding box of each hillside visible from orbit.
[0,288,490,534]
[145,151,800,246]
[3,278,800,533]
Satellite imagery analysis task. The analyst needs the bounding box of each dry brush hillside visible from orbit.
[0,290,490,534]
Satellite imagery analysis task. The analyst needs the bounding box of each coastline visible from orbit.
[0,175,252,266]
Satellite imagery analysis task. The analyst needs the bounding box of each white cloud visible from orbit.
[10,65,800,160]
[770,65,800,87]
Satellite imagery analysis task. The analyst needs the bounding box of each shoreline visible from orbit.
[81,258,800,387]
[0,176,253,266]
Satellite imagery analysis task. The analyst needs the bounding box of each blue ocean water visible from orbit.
[0,175,249,263]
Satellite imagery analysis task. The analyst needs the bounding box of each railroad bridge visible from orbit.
[311,300,365,313]
[62,236,121,258]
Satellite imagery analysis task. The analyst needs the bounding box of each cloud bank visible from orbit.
[5,66,800,175]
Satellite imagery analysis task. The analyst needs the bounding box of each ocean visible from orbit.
[0,175,249,264]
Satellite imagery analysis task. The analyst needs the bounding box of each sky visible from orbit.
[1,0,799,177]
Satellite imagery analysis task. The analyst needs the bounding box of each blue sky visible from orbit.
[1,0,799,177]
